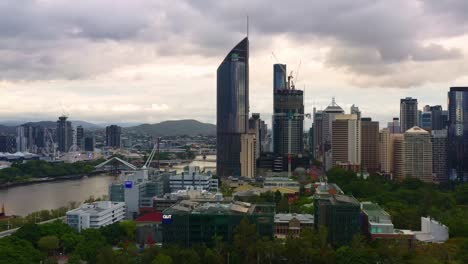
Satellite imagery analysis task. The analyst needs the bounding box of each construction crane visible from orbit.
[42,128,57,161]
[272,112,311,177]
[271,52,287,75]
[295,60,302,85]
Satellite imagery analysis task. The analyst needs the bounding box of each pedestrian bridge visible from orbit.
[95,157,138,171]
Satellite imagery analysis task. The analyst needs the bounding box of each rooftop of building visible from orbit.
[154,188,223,201]
[405,126,429,134]
[67,201,124,215]
[264,177,298,182]
[450,87,468,92]
[135,212,163,223]
[331,194,360,205]
[361,202,393,224]
[314,182,344,196]
[401,97,417,102]
[164,200,275,215]
[274,213,314,224]
[323,98,344,113]
[170,166,214,180]
[275,89,303,95]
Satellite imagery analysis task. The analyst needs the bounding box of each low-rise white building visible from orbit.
[170,167,218,192]
[66,201,126,232]
[415,217,449,243]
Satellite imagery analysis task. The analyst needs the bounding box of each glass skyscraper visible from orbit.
[400,97,418,132]
[448,87,468,181]
[216,37,249,177]
[273,64,286,92]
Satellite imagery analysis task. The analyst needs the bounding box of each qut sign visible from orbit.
[162,214,173,224]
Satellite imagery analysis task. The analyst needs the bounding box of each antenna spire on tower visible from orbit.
[246,15,249,37]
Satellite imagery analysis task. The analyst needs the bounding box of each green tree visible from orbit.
[233,218,259,263]
[120,221,137,241]
[274,190,282,204]
[61,232,82,253]
[0,237,42,264]
[96,246,116,264]
[457,239,468,263]
[13,223,42,245]
[100,222,127,245]
[38,235,60,254]
[455,184,468,204]
[152,254,173,264]
[203,248,222,264]
[277,196,290,213]
[75,229,107,264]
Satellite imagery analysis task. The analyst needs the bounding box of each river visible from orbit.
[0,155,216,216]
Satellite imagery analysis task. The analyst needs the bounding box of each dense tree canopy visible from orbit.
[0,159,100,184]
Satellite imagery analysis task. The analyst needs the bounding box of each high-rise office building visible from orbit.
[216,37,249,177]
[392,134,405,180]
[273,88,304,156]
[420,111,432,131]
[387,117,401,134]
[259,119,269,154]
[361,118,380,173]
[448,87,468,181]
[400,97,418,132]
[432,129,448,183]
[380,129,406,179]
[312,109,323,160]
[331,114,361,172]
[0,135,16,153]
[379,128,392,174]
[322,98,345,170]
[84,136,95,152]
[76,126,84,150]
[248,113,261,160]
[106,125,122,148]
[273,64,287,92]
[57,116,73,153]
[350,104,361,120]
[16,125,28,152]
[240,133,256,178]
[404,127,433,183]
[424,105,446,130]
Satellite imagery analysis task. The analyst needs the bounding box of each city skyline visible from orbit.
[1,1,467,125]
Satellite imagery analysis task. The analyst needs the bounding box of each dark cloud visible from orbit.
[0,0,467,86]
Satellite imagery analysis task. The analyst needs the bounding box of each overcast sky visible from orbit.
[1,0,468,127]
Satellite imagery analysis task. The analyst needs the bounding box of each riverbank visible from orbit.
[0,171,106,189]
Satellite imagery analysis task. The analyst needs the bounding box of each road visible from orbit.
[0,216,65,238]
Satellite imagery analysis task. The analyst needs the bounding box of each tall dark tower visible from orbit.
[216,37,249,177]
[106,125,122,148]
[400,97,418,132]
[56,116,72,153]
[273,64,286,92]
[273,67,304,157]
[448,87,468,181]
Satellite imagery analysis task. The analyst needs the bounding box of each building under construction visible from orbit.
[272,63,304,157]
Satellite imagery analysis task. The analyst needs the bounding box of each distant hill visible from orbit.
[0,125,16,135]
[70,120,103,130]
[124,119,216,136]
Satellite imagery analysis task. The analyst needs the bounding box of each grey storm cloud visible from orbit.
[0,0,467,85]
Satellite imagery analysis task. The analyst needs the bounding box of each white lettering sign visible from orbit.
[163,215,172,220]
